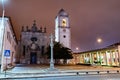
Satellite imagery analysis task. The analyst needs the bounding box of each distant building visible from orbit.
[18,20,48,64]
[0,17,17,71]
[70,42,120,66]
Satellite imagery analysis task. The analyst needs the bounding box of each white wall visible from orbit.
[0,17,17,71]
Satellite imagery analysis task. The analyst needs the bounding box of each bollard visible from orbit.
[86,72,88,74]
[76,72,79,75]
[117,70,119,73]
[97,71,99,74]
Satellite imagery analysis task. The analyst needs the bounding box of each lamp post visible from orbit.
[97,38,102,43]
[1,0,5,26]
[1,0,5,72]
[75,47,79,53]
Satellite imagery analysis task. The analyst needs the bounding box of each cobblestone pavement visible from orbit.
[8,64,120,73]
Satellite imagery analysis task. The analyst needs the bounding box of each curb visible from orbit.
[0,70,120,79]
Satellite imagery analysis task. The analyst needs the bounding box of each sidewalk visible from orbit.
[0,64,120,79]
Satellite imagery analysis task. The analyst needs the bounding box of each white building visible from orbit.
[70,42,120,66]
[0,17,17,71]
[55,9,71,49]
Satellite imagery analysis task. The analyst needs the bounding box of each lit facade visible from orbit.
[55,9,71,49]
[70,43,120,66]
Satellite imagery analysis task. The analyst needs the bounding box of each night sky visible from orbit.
[0,0,120,52]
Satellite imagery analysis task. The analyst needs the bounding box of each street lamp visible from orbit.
[97,38,102,43]
[0,0,6,72]
[1,0,5,19]
[75,47,79,53]
[76,47,79,50]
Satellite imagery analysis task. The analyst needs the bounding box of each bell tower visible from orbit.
[55,9,71,49]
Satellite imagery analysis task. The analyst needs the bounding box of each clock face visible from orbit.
[62,19,66,27]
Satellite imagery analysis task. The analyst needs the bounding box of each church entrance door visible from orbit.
[30,52,37,64]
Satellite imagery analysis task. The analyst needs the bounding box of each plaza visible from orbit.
[1,64,120,79]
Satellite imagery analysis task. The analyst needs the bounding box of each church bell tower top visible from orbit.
[32,20,38,32]
[58,8,68,17]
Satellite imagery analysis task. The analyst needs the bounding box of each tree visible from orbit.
[45,42,73,64]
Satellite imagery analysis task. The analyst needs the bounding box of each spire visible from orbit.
[44,27,46,33]
[21,26,24,31]
[58,8,65,14]
[33,20,36,26]
[58,8,68,16]
[32,20,38,32]
[26,26,29,31]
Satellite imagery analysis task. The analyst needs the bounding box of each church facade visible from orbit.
[18,9,71,64]
[19,21,48,64]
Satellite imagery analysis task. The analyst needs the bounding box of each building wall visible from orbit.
[69,46,120,66]
[0,17,17,71]
[19,21,49,64]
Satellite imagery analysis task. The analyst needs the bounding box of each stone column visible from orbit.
[117,45,120,66]
[115,49,119,66]
[114,49,118,66]
[99,52,102,65]
[105,51,108,66]
[89,53,92,64]
[110,50,113,66]
[83,54,85,63]
[96,52,99,62]
[91,53,94,64]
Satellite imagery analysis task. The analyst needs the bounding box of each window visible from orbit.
[23,45,25,56]
[62,19,67,27]
[7,31,11,43]
[41,46,44,55]
[63,35,66,38]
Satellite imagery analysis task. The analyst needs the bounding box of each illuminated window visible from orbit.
[62,19,66,27]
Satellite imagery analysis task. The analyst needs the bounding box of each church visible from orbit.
[18,9,71,64]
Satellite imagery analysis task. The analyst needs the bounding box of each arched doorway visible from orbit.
[30,52,37,64]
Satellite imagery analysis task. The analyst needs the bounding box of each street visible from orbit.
[6,74,120,80]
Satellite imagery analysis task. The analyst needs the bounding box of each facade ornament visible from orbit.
[22,26,24,31]
[44,27,46,33]
[32,20,38,32]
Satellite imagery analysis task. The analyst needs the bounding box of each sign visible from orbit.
[4,50,10,57]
